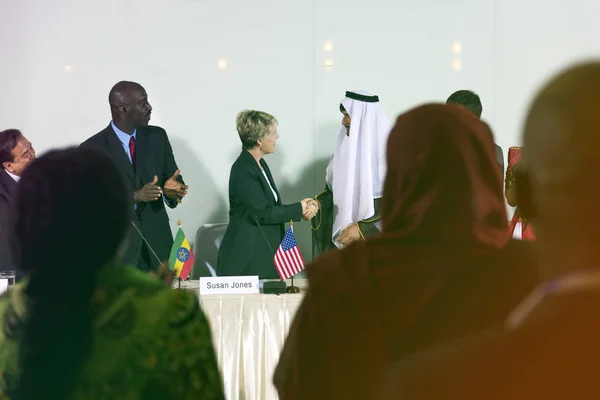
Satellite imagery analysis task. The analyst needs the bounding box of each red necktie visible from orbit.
[129,136,136,168]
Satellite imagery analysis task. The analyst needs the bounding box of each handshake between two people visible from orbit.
[300,198,319,220]
[134,169,189,204]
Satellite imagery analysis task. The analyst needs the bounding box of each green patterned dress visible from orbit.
[0,264,224,399]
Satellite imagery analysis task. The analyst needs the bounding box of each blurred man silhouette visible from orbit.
[382,62,600,400]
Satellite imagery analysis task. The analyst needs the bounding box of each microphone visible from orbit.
[130,221,163,268]
[253,216,276,254]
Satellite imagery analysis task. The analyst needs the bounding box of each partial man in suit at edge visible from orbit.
[0,129,35,281]
[446,89,505,173]
[81,81,188,272]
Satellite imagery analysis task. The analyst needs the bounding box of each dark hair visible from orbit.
[109,81,142,106]
[7,147,131,399]
[0,129,23,164]
[446,90,483,119]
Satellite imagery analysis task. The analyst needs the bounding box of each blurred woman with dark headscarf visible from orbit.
[274,104,539,400]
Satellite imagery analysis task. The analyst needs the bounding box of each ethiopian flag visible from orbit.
[168,226,195,280]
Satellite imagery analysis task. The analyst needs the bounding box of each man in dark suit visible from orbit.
[381,63,600,400]
[81,81,188,271]
[0,129,35,280]
[447,90,504,173]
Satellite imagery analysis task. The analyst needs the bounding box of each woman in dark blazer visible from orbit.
[217,110,317,279]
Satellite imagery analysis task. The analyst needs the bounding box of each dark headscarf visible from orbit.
[274,104,515,400]
[375,103,509,273]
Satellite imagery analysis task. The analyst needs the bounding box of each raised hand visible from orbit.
[150,260,175,286]
[134,175,162,203]
[163,169,189,202]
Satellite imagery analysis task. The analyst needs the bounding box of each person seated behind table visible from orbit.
[217,110,317,279]
[0,129,36,283]
[0,147,224,399]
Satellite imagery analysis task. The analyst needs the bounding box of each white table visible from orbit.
[179,280,306,400]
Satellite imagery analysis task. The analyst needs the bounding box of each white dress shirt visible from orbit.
[261,169,278,202]
[4,170,20,183]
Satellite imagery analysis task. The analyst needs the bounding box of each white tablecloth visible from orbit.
[180,280,306,400]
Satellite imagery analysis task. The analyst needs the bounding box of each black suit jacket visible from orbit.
[0,170,17,273]
[217,150,302,279]
[494,143,505,173]
[80,124,183,268]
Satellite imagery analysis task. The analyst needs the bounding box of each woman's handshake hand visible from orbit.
[301,198,319,220]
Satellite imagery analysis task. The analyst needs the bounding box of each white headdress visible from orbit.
[325,91,391,247]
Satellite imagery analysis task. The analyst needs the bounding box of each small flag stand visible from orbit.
[177,220,182,290]
[286,279,300,293]
[285,221,300,293]
[169,219,196,290]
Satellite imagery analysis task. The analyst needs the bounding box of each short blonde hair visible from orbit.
[236,110,278,150]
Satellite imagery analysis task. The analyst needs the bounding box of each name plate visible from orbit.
[199,276,260,295]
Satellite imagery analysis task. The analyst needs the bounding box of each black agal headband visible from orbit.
[345,91,379,103]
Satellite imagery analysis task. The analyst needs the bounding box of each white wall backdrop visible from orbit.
[1,0,599,261]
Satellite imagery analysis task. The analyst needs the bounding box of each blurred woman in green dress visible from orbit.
[0,147,224,400]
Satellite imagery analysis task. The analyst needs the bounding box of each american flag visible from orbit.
[274,226,305,281]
